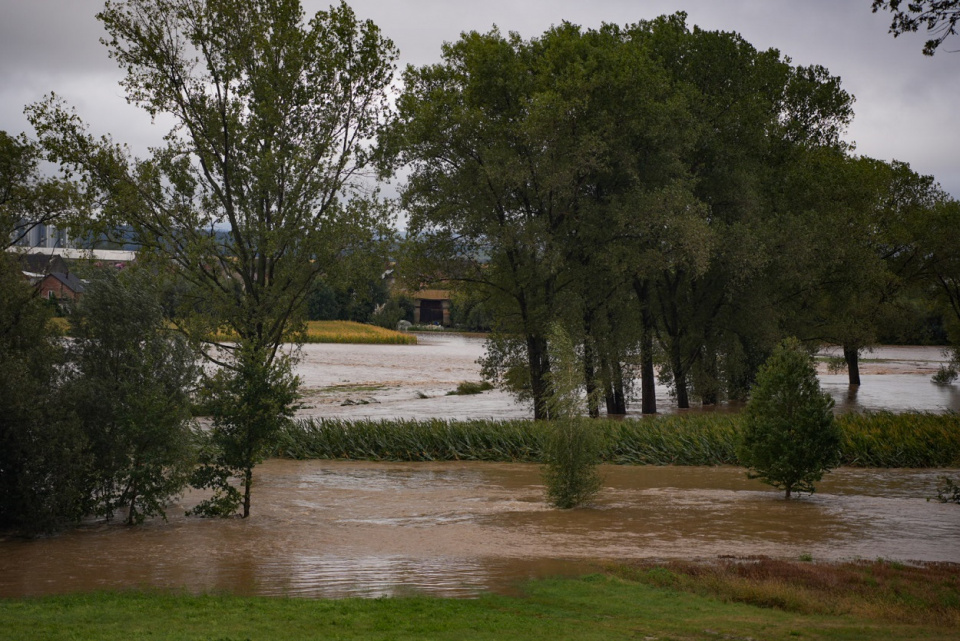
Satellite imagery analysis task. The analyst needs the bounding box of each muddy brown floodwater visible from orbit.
[2,461,958,599]
[3,338,958,600]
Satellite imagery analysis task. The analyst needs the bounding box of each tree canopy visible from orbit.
[28,0,398,516]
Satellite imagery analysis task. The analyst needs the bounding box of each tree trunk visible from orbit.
[242,467,253,518]
[610,359,626,415]
[785,486,792,500]
[634,278,657,414]
[843,344,861,386]
[582,316,600,419]
[527,334,550,420]
[583,337,600,418]
[671,341,690,409]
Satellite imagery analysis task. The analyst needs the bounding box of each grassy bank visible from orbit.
[277,412,960,467]
[2,561,956,640]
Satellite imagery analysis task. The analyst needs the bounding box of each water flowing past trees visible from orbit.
[388,14,896,416]
[28,0,398,516]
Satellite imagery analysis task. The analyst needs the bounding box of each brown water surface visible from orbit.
[2,461,956,599]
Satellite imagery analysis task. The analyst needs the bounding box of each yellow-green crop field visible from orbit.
[299,320,417,345]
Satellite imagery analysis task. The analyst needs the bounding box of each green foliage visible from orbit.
[541,419,604,509]
[936,476,960,504]
[872,0,960,55]
[933,364,959,384]
[837,411,960,467]
[4,564,958,640]
[446,381,494,396]
[0,130,75,250]
[449,291,493,332]
[0,256,88,533]
[543,322,586,420]
[370,294,415,330]
[190,347,298,518]
[738,338,841,499]
[28,0,398,518]
[64,268,198,525]
[538,323,604,508]
[275,413,959,468]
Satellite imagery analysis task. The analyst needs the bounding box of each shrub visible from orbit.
[737,338,841,499]
[446,381,494,395]
[541,419,604,509]
[936,476,960,504]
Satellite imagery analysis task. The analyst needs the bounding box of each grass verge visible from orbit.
[2,561,957,640]
[277,412,960,467]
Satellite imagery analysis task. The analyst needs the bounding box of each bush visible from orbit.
[737,338,841,499]
[936,476,960,504]
[446,381,494,395]
[65,268,198,525]
[0,256,90,534]
[371,295,414,329]
[541,419,604,509]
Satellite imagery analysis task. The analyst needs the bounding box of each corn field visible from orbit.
[276,412,959,468]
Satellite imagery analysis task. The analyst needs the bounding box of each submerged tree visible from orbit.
[65,268,198,525]
[29,0,397,517]
[737,338,841,499]
[0,255,88,534]
[387,22,699,418]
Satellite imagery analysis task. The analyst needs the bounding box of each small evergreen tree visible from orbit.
[737,337,841,499]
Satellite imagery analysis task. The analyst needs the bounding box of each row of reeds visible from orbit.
[276,412,960,468]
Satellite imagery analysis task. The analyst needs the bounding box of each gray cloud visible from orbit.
[2,0,957,197]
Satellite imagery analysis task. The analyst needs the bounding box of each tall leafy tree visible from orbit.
[28,0,397,516]
[388,23,698,418]
[626,16,856,407]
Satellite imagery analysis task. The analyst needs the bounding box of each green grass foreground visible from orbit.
[2,563,957,641]
[277,412,960,467]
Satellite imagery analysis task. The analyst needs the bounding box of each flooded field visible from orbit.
[296,335,960,419]
[1,461,956,599]
[3,336,957,601]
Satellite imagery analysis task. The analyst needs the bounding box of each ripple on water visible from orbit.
[1,461,957,599]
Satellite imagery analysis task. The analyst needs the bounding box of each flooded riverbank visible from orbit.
[295,335,960,419]
[2,461,956,599]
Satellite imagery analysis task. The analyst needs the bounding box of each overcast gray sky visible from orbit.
[1,0,957,198]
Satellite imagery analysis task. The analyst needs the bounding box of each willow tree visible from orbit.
[29,0,397,517]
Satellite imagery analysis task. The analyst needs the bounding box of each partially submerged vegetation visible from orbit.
[446,380,494,395]
[2,560,957,640]
[277,413,960,468]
